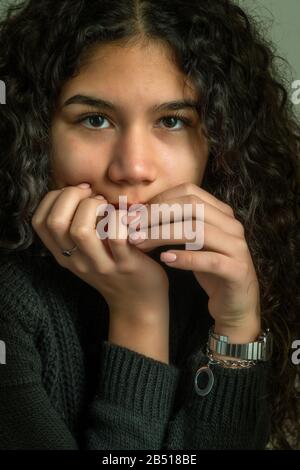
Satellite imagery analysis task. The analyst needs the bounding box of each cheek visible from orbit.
[50,133,102,185]
[167,136,208,185]
[189,132,209,184]
[159,151,200,189]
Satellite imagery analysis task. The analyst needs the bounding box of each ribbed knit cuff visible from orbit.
[187,358,271,427]
[96,340,181,422]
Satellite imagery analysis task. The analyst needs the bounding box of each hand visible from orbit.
[124,183,261,342]
[31,184,170,325]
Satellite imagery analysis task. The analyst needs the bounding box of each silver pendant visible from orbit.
[194,365,214,396]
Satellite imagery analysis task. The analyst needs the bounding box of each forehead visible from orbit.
[59,40,198,106]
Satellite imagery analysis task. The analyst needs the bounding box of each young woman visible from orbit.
[0,0,299,450]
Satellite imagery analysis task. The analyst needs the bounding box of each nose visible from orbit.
[107,125,157,185]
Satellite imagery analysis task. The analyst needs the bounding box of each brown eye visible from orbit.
[159,114,192,130]
[78,114,110,129]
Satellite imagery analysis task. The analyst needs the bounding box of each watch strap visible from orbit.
[208,327,273,361]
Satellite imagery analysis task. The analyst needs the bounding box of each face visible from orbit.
[50,39,209,207]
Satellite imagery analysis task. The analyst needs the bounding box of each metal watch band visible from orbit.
[208,327,273,361]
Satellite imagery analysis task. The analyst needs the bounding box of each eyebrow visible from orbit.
[62,94,200,113]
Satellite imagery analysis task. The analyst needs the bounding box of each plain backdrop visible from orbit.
[239,0,300,119]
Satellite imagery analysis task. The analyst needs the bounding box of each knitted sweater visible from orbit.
[0,244,271,450]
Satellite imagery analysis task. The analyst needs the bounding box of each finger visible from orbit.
[70,198,142,269]
[129,219,246,259]
[31,188,64,229]
[106,208,144,266]
[160,249,244,284]
[146,182,234,218]
[68,196,117,270]
[126,195,242,238]
[31,188,68,256]
[44,186,92,257]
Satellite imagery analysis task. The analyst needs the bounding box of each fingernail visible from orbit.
[78,183,91,189]
[95,195,105,199]
[161,252,177,262]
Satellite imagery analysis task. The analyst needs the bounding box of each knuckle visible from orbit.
[236,237,248,253]
[210,254,221,270]
[31,215,42,229]
[70,225,90,241]
[182,182,195,196]
[234,220,245,237]
[224,204,234,217]
[46,216,66,232]
[97,265,111,275]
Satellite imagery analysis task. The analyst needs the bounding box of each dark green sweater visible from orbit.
[0,244,271,450]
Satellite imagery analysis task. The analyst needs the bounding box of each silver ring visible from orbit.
[62,245,78,257]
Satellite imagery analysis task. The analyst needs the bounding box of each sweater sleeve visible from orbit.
[0,263,270,450]
[0,295,76,449]
[165,352,272,450]
[89,342,271,450]
[0,313,270,450]
[0,286,180,450]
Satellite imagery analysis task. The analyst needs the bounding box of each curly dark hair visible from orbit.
[0,0,299,449]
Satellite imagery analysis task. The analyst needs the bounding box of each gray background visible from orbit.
[238,0,300,119]
[1,0,300,118]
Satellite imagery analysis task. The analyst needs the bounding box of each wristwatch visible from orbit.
[208,326,273,361]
